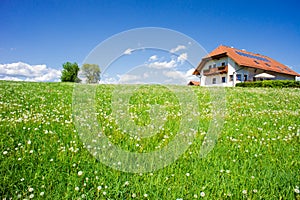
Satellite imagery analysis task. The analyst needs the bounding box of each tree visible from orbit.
[61,62,80,82]
[81,64,101,84]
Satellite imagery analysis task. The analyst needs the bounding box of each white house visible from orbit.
[192,45,300,86]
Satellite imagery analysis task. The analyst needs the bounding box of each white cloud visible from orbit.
[185,68,198,81]
[123,48,133,55]
[148,60,177,69]
[163,70,185,79]
[170,45,186,53]
[177,53,188,63]
[119,74,140,83]
[0,62,61,82]
[148,55,158,61]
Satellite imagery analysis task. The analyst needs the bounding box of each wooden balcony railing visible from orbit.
[203,65,228,76]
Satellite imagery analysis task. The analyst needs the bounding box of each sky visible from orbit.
[1,0,300,82]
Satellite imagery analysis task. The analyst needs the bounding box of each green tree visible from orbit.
[61,62,80,82]
[81,64,101,84]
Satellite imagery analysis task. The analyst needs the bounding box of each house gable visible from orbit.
[194,45,300,77]
[193,45,300,86]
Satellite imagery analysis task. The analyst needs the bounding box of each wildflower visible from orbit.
[242,190,247,194]
[81,194,86,198]
[29,194,34,199]
[251,176,255,179]
[78,171,83,176]
[253,189,258,193]
[194,194,198,198]
[295,188,300,193]
[28,187,34,192]
[226,170,230,174]
[124,181,129,186]
[200,192,205,197]
[132,193,136,198]
[40,192,45,196]
[186,173,190,177]
[75,186,79,191]
[144,193,148,197]
[97,186,102,191]
[3,151,8,155]
[18,158,22,161]
[29,150,33,154]
[27,140,31,145]
[103,191,107,195]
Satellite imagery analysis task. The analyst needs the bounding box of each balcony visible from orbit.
[203,65,228,76]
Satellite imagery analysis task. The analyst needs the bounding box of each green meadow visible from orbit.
[0,81,299,199]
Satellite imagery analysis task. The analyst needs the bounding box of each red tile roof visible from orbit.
[194,45,300,76]
[187,80,200,86]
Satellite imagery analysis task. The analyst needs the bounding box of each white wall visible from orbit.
[201,57,235,86]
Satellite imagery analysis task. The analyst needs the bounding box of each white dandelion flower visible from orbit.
[200,192,205,197]
[78,171,83,176]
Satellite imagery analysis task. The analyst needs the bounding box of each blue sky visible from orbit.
[0,0,300,82]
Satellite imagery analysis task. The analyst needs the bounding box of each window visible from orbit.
[208,65,212,69]
[222,77,226,83]
[230,75,233,81]
[244,75,248,81]
[265,63,271,67]
[212,78,216,84]
[213,64,216,68]
[221,62,226,66]
[236,74,242,81]
[254,60,259,64]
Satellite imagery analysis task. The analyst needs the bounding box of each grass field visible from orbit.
[0,81,299,199]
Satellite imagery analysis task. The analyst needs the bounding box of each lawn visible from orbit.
[0,81,299,199]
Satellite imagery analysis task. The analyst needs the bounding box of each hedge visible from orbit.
[236,80,300,88]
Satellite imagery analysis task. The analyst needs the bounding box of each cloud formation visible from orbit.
[177,53,188,63]
[170,45,186,53]
[0,62,61,82]
[123,48,133,55]
[148,55,158,61]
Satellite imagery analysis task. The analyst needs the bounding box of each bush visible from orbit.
[236,80,300,88]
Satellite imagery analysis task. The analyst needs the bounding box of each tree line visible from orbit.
[61,62,101,84]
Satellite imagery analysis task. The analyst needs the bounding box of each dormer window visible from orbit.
[254,60,259,64]
[221,62,226,66]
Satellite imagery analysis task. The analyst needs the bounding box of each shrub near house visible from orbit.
[236,80,300,88]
